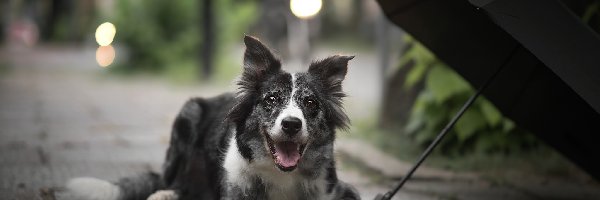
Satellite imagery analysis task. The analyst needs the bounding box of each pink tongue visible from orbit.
[273,142,300,168]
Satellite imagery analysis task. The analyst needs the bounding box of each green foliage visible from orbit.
[582,1,599,23]
[111,0,256,80]
[400,41,435,89]
[112,0,195,72]
[401,36,538,155]
[426,65,471,104]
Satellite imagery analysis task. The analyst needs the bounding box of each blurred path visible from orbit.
[1,46,599,200]
[0,46,227,199]
[0,45,396,199]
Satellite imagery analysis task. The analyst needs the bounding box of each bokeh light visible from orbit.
[290,0,322,19]
[95,22,116,46]
[96,45,116,67]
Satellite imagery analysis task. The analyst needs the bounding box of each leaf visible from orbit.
[426,65,472,104]
[415,122,439,145]
[502,119,516,132]
[404,63,428,89]
[405,91,433,135]
[423,99,448,129]
[454,108,487,142]
[402,39,438,89]
[404,112,424,135]
[475,134,496,153]
[479,98,502,127]
[582,1,599,23]
[412,42,435,65]
[475,131,504,153]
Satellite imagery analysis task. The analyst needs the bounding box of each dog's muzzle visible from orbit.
[264,116,307,172]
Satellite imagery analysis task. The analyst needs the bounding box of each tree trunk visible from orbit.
[200,0,215,80]
[379,44,425,130]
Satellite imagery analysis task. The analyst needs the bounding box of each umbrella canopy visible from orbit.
[376,0,600,180]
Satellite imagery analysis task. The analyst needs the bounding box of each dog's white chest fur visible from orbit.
[223,135,330,200]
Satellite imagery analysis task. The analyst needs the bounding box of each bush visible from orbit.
[111,0,256,80]
[399,36,539,155]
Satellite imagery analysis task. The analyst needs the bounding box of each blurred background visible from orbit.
[1,0,599,199]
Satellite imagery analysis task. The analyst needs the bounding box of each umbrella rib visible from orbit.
[375,44,520,200]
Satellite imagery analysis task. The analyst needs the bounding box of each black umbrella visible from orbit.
[374,0,600,198]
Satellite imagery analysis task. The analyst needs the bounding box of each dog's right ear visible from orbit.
[229,36,281,124]
[242,35,281,77]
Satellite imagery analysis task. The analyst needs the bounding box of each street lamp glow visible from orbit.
[95,22,116,46]
[96,45,115,67]
[290,0,322,19]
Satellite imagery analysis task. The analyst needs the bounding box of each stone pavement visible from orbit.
[0,46,224,199]
[336,137,600,200]
[1,46,599,200]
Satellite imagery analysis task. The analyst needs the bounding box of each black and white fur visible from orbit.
[66,36,359,200]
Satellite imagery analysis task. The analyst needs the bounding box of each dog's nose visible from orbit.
[281,117,302,135]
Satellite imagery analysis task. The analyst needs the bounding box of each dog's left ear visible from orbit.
[308,55,354,92]
[308,55,354,130]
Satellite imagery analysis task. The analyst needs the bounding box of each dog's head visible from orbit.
[228,36,353,172]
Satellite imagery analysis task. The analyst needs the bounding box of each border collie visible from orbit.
[66,36,359,200]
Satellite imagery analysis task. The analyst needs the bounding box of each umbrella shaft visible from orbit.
[377,45,519,200]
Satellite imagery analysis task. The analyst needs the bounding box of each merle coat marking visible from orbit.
[65,36,359,200]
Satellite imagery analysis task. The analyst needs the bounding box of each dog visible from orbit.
[65,35,360,200]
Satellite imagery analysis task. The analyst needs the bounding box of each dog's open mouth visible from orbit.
[264,134,306,172]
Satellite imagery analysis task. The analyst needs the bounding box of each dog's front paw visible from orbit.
[147,190,179,200]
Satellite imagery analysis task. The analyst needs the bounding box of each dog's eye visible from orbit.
[264,95,278,105]
[304,98,317,109]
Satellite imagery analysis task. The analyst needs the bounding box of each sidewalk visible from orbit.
[0,46,225,199]
[0,46,391,199]
[336,137,600,200]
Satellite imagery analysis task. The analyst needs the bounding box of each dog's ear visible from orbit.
[237,35,281,94]
[243,35,280,76]
[308,55,354,131]
[229,36,281,125]
[308,55,354,93]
